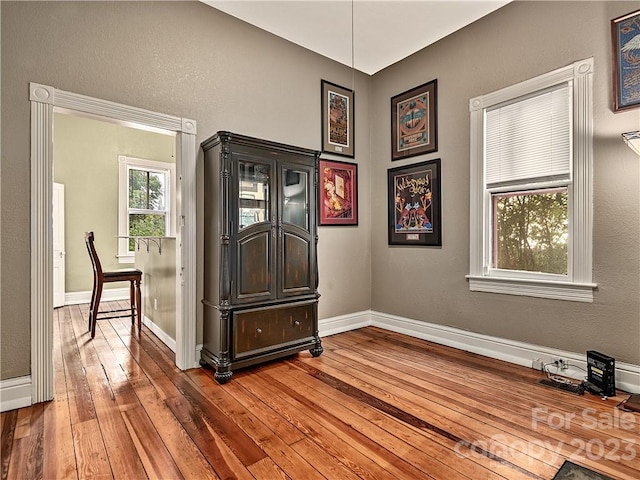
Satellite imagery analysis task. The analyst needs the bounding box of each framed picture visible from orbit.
[319,158,358,226]
[612,9,640,112]
[321,80,355,157]
[391,79,438,161]
[388,159,441,246]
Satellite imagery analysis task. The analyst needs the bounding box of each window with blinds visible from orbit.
[468,58,594,302]
[484,84,572,188]
[484,84,572,275]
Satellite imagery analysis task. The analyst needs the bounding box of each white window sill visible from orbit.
[466,275,596,303]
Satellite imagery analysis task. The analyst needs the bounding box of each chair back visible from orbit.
[84,231,103,277]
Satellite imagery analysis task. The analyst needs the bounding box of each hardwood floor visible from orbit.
[2,303,640,479]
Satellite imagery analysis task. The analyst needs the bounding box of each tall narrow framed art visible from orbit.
[321,80,355,157]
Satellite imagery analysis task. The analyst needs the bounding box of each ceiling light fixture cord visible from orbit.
[351,0,355,90]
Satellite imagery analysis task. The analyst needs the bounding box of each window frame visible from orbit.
[467,58,596,302]
[118,155,176,263]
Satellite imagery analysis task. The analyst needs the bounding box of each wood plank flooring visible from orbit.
[2,302,640,479]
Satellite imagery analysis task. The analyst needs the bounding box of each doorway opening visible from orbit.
[53,111,179,350]
[30,83,197,403]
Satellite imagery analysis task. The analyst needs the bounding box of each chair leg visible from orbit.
[129,281,135,326]
[135,278,142,334]
[91,281,103,339]
[88,277,97,331]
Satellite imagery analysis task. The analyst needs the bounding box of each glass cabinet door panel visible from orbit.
[282,168,308,230]
[239,161,270,230]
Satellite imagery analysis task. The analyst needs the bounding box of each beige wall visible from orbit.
[53,112,176,293]
[135,239,177,341]
[371,1,640,365]
[0,1,372,379]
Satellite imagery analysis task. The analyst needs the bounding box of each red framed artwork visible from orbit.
[318,159,358,226]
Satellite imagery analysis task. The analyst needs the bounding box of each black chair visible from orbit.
[85,231,142,338]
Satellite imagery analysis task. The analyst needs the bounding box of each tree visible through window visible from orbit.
[128,168,167,251]
[118,155,174,262]
[129,168,167,250]
[493,189,568,274]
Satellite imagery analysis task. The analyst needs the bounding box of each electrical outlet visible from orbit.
[153,298,158,310]
[553,358,568,370]
[532,358,545,371]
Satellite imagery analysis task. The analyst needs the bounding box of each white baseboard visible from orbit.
[65,287,130,306]
[142,315,176,353]
[0,376,32,412]
[319,310,640,394]
[318,310,372,337]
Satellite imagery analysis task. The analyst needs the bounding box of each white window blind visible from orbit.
[485,84,571,187]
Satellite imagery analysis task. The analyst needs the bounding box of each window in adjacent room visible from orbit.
[467,58,595,302]
[118,156,175,263]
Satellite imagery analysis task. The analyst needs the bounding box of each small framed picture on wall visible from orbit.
[319,158,358,226]
[321,80,355,157]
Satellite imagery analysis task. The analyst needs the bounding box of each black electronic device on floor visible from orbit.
[586,350,616,397]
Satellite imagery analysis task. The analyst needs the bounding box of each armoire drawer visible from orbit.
[233,303,315,359]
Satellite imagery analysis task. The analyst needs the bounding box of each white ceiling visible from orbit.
[203,0,511,75]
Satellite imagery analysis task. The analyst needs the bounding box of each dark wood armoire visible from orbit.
[200,131,323,383]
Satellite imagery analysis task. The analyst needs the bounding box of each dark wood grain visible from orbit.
[10,403,44,480]
[121,406,183,479]
[45,309,76,479]
[126,381,218,479]
[282,232,310,290]
[168,373,267,467]
[186,369,325,480]
[1,410,18,480]
[165,394,253,480]
[201,133,321,382]
[334,328,640,479]
[238,371,404,480]
[3,307,640,480]
[243,366,435,479]
[69,304,149,480]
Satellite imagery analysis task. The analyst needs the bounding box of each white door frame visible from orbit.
[29,83,198,403]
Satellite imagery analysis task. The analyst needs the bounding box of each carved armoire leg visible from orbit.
[214,369,233,384]
[309,341,323,358]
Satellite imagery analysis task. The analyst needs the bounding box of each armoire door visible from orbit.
[233,156,277,304]
[277,162,316,298]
